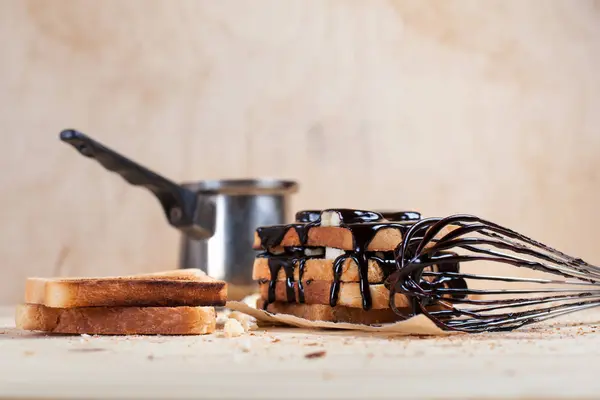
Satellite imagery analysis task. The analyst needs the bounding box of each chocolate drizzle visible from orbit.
[378,211,421,221]
[295,210,322,223]
[330,255,349,307]
[292,224,312,245]
[262,249,317,307]
[258,209,427,311]
[297,258,307,303]
[267,258,296,303]
[257,223,318,248]
[256,225,291,249]
[341,222,412,309]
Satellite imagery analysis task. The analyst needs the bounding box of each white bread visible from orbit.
[16,304,216,335]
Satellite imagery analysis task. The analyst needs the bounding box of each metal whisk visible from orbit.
[386,214,600,332]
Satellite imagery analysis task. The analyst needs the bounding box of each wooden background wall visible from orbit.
[1,0,599,304]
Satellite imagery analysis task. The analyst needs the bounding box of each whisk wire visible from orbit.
[389,214,600,332]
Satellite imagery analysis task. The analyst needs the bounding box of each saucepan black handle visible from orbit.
[59,129,214,240]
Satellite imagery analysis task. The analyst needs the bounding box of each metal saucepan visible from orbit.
[59,129,298,300]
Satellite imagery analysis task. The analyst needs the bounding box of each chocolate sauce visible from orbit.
[257,209,420,311]
[295,209,385,224]
[262,250,319,307]
[262,250,401,309]
[292,224,313,245]
[257,223,317,249]
[378,211,421,221]
[329,254,349,307]
[297,258,307,303]
[266,258,296,303]
[344,223,396,309]
[256,225,291,249]
[370,254,398,277]
[295,210,321,223]
[327,250,403,309]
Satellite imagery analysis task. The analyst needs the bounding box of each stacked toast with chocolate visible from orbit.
[16,269,227,335]
[252,209,465,324]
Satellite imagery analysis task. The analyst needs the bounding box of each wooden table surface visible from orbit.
[1,306,600,399]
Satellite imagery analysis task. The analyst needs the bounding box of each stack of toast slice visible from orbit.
[16,269,227,335]
[252,209,466,324]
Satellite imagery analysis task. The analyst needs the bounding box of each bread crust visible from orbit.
[15,304,216,335]
[258,281,410,309]
[259,300,406,324]
[252,257,388,283]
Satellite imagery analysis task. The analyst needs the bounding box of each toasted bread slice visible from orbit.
[253,226,404,251]
[253,224,458,252]
[253,257,388,283]
[25,269,227,308]
[24,269,209,304]
[258,281,410,309]
[259,300,405,324]
[16,304,216,335]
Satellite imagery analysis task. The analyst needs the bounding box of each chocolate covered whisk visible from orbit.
[386,215,600,332]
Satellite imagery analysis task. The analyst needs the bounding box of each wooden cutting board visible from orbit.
[1,306,600,399]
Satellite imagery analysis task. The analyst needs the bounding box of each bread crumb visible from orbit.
[322,371,334,380]
[23,350,35,356]
[239,339,251,353]
[223,319,245,338]
[229,311,257,331]
[241,293,260,307]
[79,333,91,343]
[271,338,281,343]
[147,354,155,360]
[305,350,326,359]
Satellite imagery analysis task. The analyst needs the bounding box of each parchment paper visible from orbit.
[226,301,458,336]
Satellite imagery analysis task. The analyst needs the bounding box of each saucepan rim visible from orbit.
[180,178,299,195]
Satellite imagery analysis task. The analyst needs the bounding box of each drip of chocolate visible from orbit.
[256,225,292,249]
[260,249,320,308]
[292,224,313,245]
[256,223,318,249]
[330,254,349,307]
[297,258,307,303]
[267,258,296,303]
[341,222,411,309]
